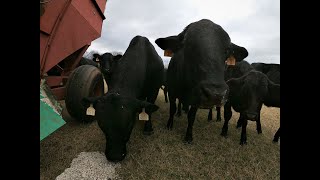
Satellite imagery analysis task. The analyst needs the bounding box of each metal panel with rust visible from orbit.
[92,0,106,19]
[40,0,107,76]
[93,0,107,18]
[50,87,66,100]
[40,33,49,70]
[40,0,67,34]
[72,0,105,35]
[45,76,68,87]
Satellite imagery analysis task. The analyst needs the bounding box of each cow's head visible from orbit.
[81,93,158,162]
[93,53,123,83]
[227,71,277,120]
[155,19,248,108]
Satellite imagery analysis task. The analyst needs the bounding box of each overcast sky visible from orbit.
[86,0,280,66]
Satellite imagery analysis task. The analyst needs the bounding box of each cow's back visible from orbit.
[266,65,280,84]
[252,63,280,84]
[143,37,164,97]
[251,63,264,72]
[109,36,164,98]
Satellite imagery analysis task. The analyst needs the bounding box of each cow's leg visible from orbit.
[207,108,213,121]
[256,113,262,134]
[240,118,248,145]
[185,106,198,143]
[164,86,168,103]
[176,100,182,117]
[221,102,232,137]
[143,90,159,135]
[273,127,280,143]
[182,103,189,114]
[167,96,177,130]
[236,113,244,128]
[216,106,221,122]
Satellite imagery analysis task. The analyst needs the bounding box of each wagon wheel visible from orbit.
[65,65,104,123]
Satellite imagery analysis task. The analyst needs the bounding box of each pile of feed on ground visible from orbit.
[56,152,120,180]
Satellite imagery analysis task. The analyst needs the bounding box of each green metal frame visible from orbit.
[40,91,66,141]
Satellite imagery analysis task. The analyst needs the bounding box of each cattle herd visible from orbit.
[80,19,280,162]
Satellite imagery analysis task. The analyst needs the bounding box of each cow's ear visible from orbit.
[81,96,100,108]
[93,53,101,58]
[93,53,101,62]
[155,35,182,52]
[229,43,248,62]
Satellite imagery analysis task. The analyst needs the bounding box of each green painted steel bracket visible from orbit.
[40,90,66,141]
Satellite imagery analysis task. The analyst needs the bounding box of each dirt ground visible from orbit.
[40,90,280,180]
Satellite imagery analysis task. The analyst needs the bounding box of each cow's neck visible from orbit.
[108,85,140,99]
[108,73,145,99]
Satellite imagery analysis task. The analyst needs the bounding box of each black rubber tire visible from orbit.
[65,65,104,123]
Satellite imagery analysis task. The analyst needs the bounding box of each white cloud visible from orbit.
[87,0,280,64]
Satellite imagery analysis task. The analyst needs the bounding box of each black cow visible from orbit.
[82,36,164,162]
[251,63,280,84]
[91,52,123,84]
[174,61,252,120]
[155,19,248,143]
[220,70,280,145]
[252,62,280,142]
[210,60,254,122]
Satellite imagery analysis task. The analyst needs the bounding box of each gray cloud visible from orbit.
[223,0,280,64]
[87,0,280,66]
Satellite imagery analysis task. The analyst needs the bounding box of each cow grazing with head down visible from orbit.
[221,70,280,145]
[155,19,248,143]
[91,52,123,84]
[82,36,164,162]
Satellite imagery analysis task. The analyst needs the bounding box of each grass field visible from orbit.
[40,90,280,180]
